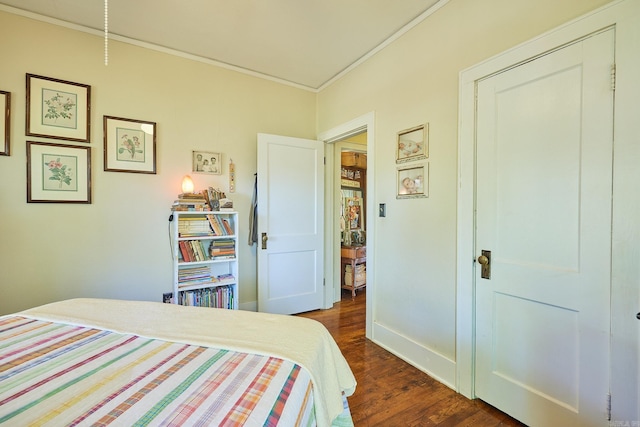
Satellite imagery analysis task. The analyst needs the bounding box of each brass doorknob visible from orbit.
[478,255,489,265]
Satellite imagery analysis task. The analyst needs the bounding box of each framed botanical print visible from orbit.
[104,115,157,174]
[0,90,9,155]
[26,74,91,142]
[27,141,91,203]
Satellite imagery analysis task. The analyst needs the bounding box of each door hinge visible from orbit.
[606,392,611,421]
[611,63,616,92]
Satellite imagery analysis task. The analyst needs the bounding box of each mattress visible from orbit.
[0,299,356,426]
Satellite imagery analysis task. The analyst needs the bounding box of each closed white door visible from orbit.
[475,29,614,426]
[257,133,324,314]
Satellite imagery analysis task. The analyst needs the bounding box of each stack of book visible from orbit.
[206,214,233,236]
[178,266,214,287]
[178,240,210,262]
[172,192,209,211]
[178,285,234,309]
[178,215,214,237]
[209,239,235,259]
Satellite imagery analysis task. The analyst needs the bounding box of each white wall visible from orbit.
[0,11,316,315]
[317,0,616,387]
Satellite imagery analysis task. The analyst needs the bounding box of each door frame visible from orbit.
[457,0,639,414]
[318,111,375,339]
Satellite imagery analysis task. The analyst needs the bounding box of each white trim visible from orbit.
[317,0,451,91]
[0,1,450,93]
[0,4,315,92]
[318,112,375,338]
[456,4,639,422]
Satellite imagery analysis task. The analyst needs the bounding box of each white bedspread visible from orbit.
[18,298,357,426]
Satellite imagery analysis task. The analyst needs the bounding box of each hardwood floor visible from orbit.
[296,289,526,426]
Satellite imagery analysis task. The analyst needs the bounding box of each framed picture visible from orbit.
[27,141,91,203]
[396,123,428,163]
[26,74,91,142]
[192,151,221,175]
[345,197,364,230]
[0,90,9,156]
[397,163,428,199]
[104,115,157,174]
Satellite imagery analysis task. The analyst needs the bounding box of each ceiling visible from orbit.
[0,0,444,91]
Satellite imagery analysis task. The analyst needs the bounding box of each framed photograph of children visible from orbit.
[27,141,91,203]
[396,123,428,163]
[26,74,91,142]
[104,115,157,174]
[397,163,428,199]
[192,151,221,175]
[0,90,9,156]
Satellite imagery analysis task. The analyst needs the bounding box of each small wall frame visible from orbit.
[0,90,9,156]
[27,141,91,203]
[104,115,157,174]
[192,151,221,175]
[397,163,428,199]
[26,74,91,142]
[396,123,428,163]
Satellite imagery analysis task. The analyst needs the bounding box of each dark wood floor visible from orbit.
[296,289,526,426]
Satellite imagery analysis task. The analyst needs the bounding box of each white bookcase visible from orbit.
[171,210,238,309]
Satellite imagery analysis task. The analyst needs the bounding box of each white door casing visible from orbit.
[256,133,324,315]
[474,29,614,426]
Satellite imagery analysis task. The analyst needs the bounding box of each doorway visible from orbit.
[318,112,375,338]
[337,136,367,301]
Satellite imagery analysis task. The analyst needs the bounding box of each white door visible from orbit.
[257,133,324,314]
[475,29,614,426]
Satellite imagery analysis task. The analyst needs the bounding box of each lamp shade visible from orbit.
[181,175,194,194]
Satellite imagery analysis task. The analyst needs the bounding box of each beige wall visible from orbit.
[0,11,316,314]
[317,0,614,375]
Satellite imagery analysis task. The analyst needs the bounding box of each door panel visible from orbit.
[475,29,614,426]
[257,133,324,314]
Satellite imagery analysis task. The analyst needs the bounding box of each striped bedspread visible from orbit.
[0,316,352,426]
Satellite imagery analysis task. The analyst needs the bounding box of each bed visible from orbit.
[0,298,357,426]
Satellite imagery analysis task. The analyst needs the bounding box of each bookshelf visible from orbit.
[171,210,239,309]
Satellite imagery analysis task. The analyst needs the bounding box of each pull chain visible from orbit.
[104,0,109,65]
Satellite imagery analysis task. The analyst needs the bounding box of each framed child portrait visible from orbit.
[397,163,428,199]
[396,123,428,163]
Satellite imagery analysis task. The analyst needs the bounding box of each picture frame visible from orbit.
[192,151,221,175]
[345,197,364,230]
[397,163,428,199]
[0,90,9,156]
[104,115,157,174]
[26,74,91,142]
[396,123,428,163]
[27,141,91,204]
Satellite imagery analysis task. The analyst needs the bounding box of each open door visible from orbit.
[256,133,324,314]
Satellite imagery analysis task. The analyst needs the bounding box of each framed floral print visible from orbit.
[27,141,91,203]
[26,74,91,142]
[0,90,9,156]
[103,115,157,174]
